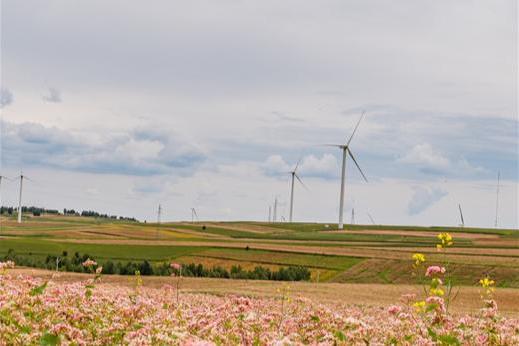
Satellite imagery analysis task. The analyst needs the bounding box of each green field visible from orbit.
[0,214,518,286]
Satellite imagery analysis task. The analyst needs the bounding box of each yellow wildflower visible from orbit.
[412,301,426,312]
[412,253,426,266]
[437,232,453,248]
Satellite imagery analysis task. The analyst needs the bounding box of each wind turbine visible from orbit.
[17,173,30,224]
[458,204,465,227]
[367,212,376,225]
[288,159,307,222]
[273,197,278,223]
[191,208,198,223]
[494,171,500,228]
[325,112,368,230]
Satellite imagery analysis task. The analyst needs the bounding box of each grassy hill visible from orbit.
[0,214,517,286]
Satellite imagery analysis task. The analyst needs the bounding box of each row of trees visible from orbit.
[0,206,137,222]
[3,250,312,282]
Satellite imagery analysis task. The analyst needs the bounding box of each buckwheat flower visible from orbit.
[425,266,446,277]
[170,263,182,271]
[387,305,402,315]
[0,260,15,270]
[82,258,97,267]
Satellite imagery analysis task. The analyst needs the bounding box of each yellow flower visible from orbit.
[430,288,445,296]
[412,301,426,312]
[437,232,453,248]
[412,253,426,266]
[479,277,495,289]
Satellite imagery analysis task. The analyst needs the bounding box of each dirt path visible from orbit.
[10,268,519,316]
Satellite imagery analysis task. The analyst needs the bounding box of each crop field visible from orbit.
[1,214,519,344]
[1,215,518,288]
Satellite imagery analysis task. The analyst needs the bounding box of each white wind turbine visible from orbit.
[17,173,31,224]
[325,112,368,230]
[288,159,308,222]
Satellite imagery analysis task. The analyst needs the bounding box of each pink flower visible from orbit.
[425,265,446,277]
[170,263,182,271]
[82,259,97,267]
[0,261,15,270]
[387,305,402,315]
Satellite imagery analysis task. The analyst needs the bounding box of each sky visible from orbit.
[0,0,517,228]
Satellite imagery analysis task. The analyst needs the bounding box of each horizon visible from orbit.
[0,1,517,228]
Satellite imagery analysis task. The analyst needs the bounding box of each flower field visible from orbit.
[1,268,518,345]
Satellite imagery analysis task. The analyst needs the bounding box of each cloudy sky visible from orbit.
[0,0,517,228]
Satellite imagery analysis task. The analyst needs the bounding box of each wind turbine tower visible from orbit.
[288,159,307,222]
[273,197,278,223]
[458,204,465,227]
[17,173,27,224]
[157,204,162,224]
[494,171,500,228]
[325,112,369,229]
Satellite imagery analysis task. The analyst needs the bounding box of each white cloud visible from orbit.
[299,154,338,178]
[262,155,290,175]
[398,143,450,169]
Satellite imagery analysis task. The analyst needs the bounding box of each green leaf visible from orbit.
[334,330,346,342]
[310,315,320,322]
[39,332,60,346]
[437,334,461,346]
[30,282,48,296]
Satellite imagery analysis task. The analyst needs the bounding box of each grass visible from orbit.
[1,214,517,285]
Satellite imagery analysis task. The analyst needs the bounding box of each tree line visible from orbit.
[3,249,311,282]
[0,206,137,222]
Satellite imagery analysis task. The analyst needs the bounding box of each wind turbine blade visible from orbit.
[294,173,309,190]
[458,204,464,226]
[321,144,343,148]
[347,149,368,182]
[294,157,303,172]
[345,111,366,146]
[367,213,376,225]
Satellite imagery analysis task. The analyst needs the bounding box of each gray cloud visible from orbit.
[0,88,13,108]
[408,186,448,215]
[1,121,206,176]
[42,87,62,103]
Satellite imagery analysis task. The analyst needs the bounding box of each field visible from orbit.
[2,214,519,344]
[1,215,518,288]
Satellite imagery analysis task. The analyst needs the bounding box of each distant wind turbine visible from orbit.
[273,197,278,223]
[458,204,465,227]
[367,212,376,225]
[325,112,368,230]
[191,208,198,223]
[288,158,307,222]
[494,171,500,228]
[17,173,30,224]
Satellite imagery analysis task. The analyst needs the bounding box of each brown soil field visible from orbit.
[322,229,500,240]
[10,268,519,316]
